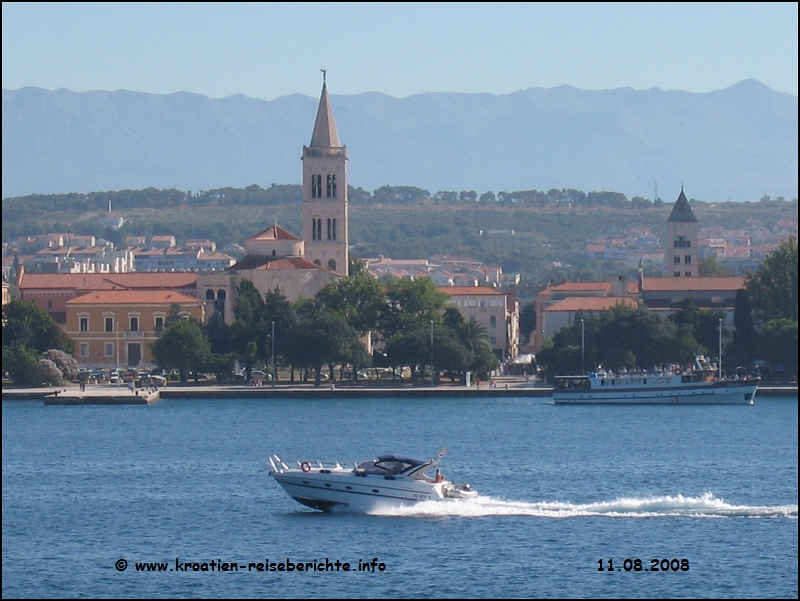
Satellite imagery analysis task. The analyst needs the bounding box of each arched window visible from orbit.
[206,289,215,300]
[328,259,337,271]
[314,259,322,266]
[311,175,322,198]
[327,174,337,198]
[217,290,226,300]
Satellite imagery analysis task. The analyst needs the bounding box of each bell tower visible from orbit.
[664,187,699,277]
[302,71,348,274]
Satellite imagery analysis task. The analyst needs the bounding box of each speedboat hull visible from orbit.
[269,453,477,512]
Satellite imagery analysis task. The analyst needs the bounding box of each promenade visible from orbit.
[2,378,796,403]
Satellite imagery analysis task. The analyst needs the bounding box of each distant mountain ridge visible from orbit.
[2,80,797,200]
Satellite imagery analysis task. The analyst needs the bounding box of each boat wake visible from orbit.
[368,492,798,519]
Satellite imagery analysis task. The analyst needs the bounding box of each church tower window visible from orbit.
[328,259,337,271]
[312,175,322,199]
[327,175,337,198]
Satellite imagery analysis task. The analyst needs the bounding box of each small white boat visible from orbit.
[268,451,477,511]
[552,357,759,405]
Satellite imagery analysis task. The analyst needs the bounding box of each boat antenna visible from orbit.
[718,318,723,380]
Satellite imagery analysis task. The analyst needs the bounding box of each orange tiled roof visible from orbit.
[545,297,638,312]
[437,286,503,295]
[245,225,301,241]
[18,271,197,290]
[66,290,202,305]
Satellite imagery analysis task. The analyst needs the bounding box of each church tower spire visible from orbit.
[663,188,699,277]
[302,72,348,274]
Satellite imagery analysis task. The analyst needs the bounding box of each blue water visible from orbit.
[2,395,797,599]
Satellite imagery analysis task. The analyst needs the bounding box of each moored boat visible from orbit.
[552,357,759,405]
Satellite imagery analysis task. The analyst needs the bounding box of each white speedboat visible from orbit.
[552,357,759,405]
[268,452,477,511]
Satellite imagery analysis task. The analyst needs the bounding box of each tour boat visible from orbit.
[552,357,759,405]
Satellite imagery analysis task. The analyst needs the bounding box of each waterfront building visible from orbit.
[66,289,204,369]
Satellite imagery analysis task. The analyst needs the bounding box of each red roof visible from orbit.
[245,225,301,241]
[67,290,202,305]
[545,297,638,312]
[18,270,197,291]
[437,286,502,295]
[230,256,326,271]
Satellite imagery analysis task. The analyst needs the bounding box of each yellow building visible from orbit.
[65,290,204,369]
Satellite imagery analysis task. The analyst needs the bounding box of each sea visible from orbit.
[2,394,797,599]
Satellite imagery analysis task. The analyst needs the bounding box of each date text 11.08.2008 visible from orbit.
[598,558,689,572]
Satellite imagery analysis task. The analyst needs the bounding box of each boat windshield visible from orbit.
[356,455,428,475]
[554,377,590,390]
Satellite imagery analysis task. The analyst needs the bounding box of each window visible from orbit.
[312,217,322,241]
[80,343,89,357]
[327,174,337,198]
[80,317,89,332]
[490,315,497,328]
[311,174,322,198]
[684,255,691,264]
[325,218,338,241]
[674,271,681,277]
[48,300,53,309]
[130,317,139,332]
[105,343,114,357]
[685,271,691,277]
[490,336,497,346]
[155,316,164,331]
[105,317,114,332]
[206,289,215,300]
[328,259,337,271]
[674,255,681,264]
[711,295,722,304]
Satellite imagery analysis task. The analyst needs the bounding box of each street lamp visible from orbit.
[271,320,276,388]
[718,318,723,380]
[115,320,120,387]
[581,319,585,375]
[430,320,434,387]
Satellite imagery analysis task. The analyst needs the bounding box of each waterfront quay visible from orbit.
[2,378,796,402]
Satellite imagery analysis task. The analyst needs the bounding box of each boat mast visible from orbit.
[718,318,722,380]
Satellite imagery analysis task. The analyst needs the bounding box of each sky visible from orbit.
[2,2,798,100]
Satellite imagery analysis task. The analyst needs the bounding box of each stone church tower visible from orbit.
[302,75,349,274]
[664,188,699,277]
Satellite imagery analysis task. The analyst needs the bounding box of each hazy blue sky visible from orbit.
[2,2,797,99]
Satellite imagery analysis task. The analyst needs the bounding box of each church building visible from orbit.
[196,75,347,324]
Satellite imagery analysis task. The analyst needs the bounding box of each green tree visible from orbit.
[379,278,450,342]
[2,299,73,354]
[519,301,537,344]
[760,319,798,382]
[231,280,269,380]
[315,273,385,336]
[288,308,361,386]
[745,236,798,325]
[699,255,735,276]
[727,289,758,367]
[150,319,211,382]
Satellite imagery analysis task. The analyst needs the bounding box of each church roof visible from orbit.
[245,225,301,242]
[667,189,698,223]
[309,83,341,148]
[228,256,327,272]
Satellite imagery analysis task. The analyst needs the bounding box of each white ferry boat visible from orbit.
[552,357,759,405]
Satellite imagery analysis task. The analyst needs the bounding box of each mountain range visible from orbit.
[2,80,797,201]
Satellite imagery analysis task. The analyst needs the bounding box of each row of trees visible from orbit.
[537,237,798,380]
[151,275,499,386]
